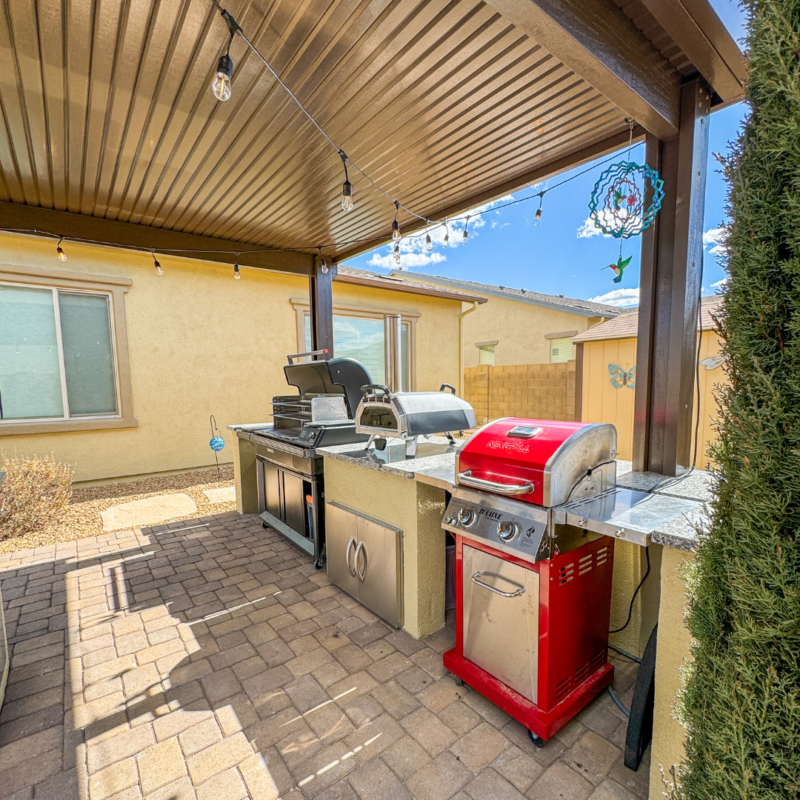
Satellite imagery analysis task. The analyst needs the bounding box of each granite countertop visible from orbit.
[318,436,461,491]
[319,448,711,551]
[616,461,712,550]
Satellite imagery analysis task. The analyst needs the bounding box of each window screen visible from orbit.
[478,346,495,366]
[0,286,64,419]
[0,284,118,422]
[58,293,117,415]
[550,337,574,363]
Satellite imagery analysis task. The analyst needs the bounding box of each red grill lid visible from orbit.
[457,418,592,506]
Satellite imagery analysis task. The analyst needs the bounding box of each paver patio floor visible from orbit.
[0,512,649,800]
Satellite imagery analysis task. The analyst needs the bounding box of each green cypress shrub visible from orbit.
[676,2,800,798]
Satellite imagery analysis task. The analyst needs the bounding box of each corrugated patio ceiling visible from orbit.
[0,0,744,273]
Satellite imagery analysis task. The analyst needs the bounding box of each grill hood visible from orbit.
[456,418,617,507]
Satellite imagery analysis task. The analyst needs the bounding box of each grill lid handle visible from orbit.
[439,383,457,394]
[456,469,534,496]
[361,384,391,398]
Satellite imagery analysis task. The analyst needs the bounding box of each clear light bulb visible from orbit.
[342,180,354,212]
[153,256,163,276]
[234,263,241,280]
[534,207,542,226]
[392,220,400,241]
[462,227,468,241]
[444,224,449,245]
[393,244,401,264]
[212,55,233,101]
[425,233,432,252]
[57,245,67,262]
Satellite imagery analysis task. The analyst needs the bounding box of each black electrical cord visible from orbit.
[608,643,642,663]
[563,459,617,505]
[609,545,651,634]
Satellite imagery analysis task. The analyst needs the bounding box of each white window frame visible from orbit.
[0,266,137,436]
[291,299,418,391]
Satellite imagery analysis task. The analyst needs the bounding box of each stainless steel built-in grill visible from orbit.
[356,383,477,457]
[241,352,372,565]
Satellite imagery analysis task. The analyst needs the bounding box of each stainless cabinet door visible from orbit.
[263,460,283,521]
[462,545,539,703]
[282,470,307,537]
[356,515,403,628]
[325,503,359,599]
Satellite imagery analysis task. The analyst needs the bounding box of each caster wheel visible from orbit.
[315,559,325,571]
[454,677,464,687]
[528,730,545,748]
[261,521,269,529]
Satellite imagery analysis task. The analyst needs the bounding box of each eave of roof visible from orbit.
[388,271,620,318]
[336,266,487,304]
[573,295,723,342]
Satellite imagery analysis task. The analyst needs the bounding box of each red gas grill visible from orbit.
[442,418,619,746]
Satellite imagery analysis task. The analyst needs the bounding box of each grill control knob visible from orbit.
[457,508,476,526]
[497,521,519,542]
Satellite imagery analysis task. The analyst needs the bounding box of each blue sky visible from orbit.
[345,1,747,309]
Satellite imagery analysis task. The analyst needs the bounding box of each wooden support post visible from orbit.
[633,78,711,475]
[309,256,336,359]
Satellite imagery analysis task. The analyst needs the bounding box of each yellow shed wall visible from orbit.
[0,235,462,483]
[580,332,725,467]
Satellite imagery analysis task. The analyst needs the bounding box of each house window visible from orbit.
[0,284,118,422]
[304,313,411,390]
[478,346,495,366]
[549,337,574,363]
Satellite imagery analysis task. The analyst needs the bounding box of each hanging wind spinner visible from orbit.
[588,161,664,240]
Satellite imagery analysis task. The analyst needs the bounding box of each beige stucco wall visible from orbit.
[461,294,606,367]
[402,276,608,367]
[0,234,462,483]
[650,546,695,799]
[321,457,447,640]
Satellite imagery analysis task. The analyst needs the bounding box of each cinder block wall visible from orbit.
[464,362,577,424]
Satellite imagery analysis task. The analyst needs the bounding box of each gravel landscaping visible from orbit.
[0,465,235,554]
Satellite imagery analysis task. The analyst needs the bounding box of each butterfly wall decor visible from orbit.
[700,356,725,370]
[608,364,636,389]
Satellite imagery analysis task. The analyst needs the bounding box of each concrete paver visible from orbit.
[0,512,647,800]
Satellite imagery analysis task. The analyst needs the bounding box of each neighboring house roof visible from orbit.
[388,271,623,318]
[337,265,488,304]
[573,295,724,343]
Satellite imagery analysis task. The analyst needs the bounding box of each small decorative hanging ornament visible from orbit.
[588,120,664,240]
[209,415,225,478]
[603,254,633,284]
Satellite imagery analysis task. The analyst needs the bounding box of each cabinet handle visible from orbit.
[355,541,367,582]
[471,571,525,597]
[346,536,357,577]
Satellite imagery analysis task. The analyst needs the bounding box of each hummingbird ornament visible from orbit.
[604,254,632,284]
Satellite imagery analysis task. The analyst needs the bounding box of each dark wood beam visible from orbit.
[484,0,681,139]
[633,78,710,475]
[0,201,314,276]
[639,0,745,103]
[309,256,335,359]
[335,126,645,264]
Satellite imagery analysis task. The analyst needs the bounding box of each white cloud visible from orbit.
[367,194,516,270]
[589,287,640,308]
[368,251,447,270]
[703,227,727,256]
[711,276,729,289]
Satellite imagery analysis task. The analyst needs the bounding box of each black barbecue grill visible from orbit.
[241,351,372,565]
